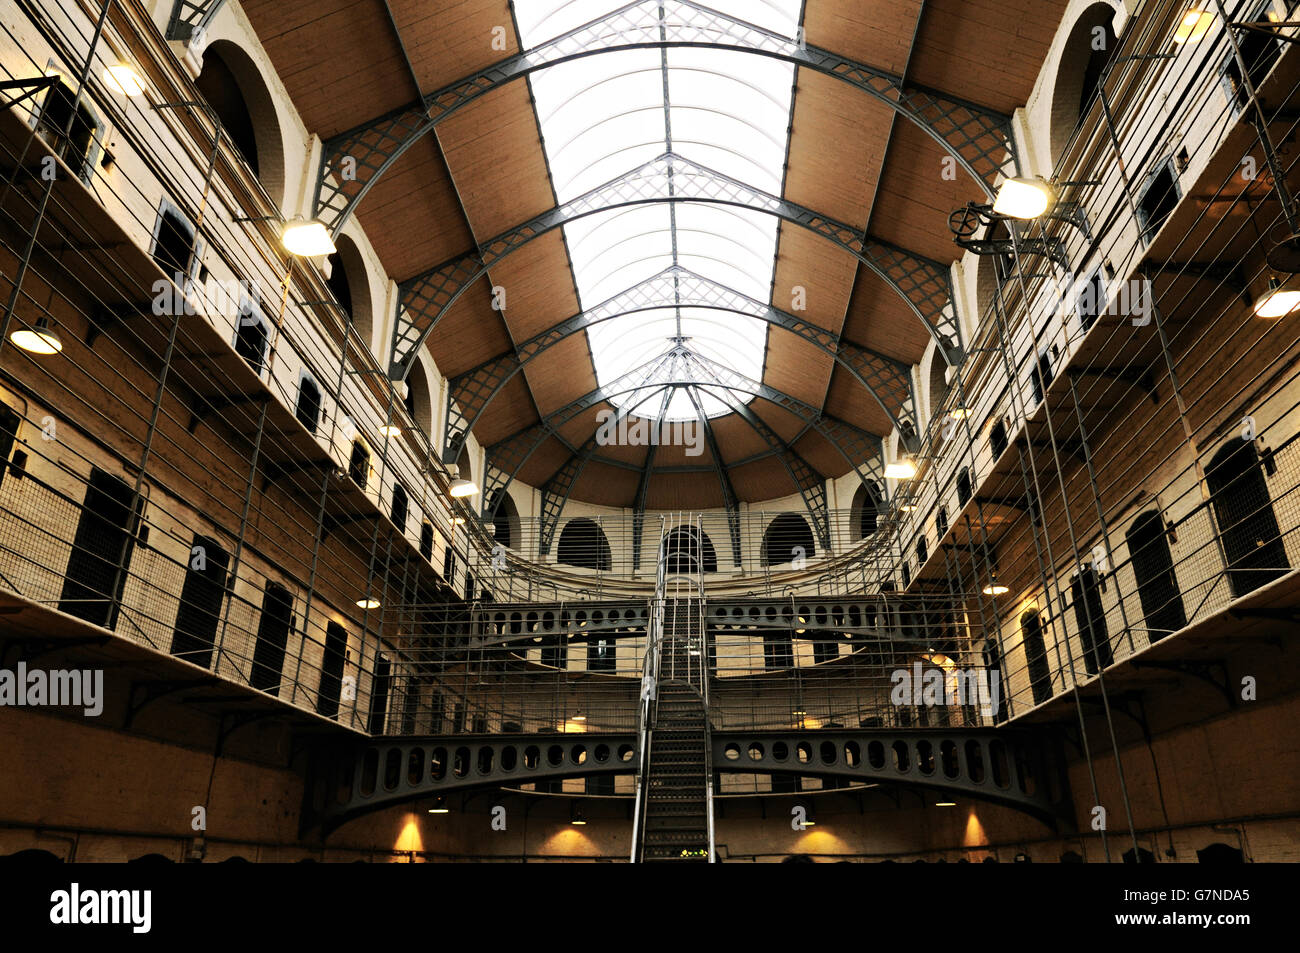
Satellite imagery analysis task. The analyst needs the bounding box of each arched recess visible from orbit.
[485,489,520,551]
[556,518,611,571]
[760,513,816,567]
[403,358,434,438]
[1020,610,1052,705]
[1049,2,1121,163]
[850,480,884,541]
[326,235,374,352]
[194,40,285,205]
[1124,510,1186,642]
[1207,439,1289,597]
[661,524,717,574]
[927,347,951,424]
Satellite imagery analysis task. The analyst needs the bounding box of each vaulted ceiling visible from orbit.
[242,0,1072,511]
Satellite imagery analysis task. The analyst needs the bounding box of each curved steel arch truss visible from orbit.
[390,153,964,382]
[313,0,1017,235]
[442,265,919,464]
[481,346,884,558]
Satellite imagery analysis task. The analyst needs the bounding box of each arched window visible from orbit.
[661,524,717,574]
[171,533,228,668]
[761,513,815,566]
[405,362,434,437]
[556,518,611,571]
[296,374,321,434]
[193,41,284,201]
[1196,843,1244,864]
[1020,610,1052,705]
[1071,565,1111,674]
[928,351,950,423]
[348,439,370,489]
[1050,3,1119,161]
[1207,439,1288,597]
[851,480,882,540]
[1125,510,1185,642]
[957,467,973,505]
[325,236,373,348]
[486,489,520,551]
[391,482,409,532]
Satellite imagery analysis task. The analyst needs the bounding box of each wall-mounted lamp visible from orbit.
[885,455,917,480]
[1174,7,1214,44]
[103,62,147,97]
[281,218,336,257]
[992,177,1057,220]
[448,465,479,498]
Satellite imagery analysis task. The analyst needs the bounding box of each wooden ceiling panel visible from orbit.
[436,84,555,239]
[750,399,807,448]
[824,368,894,437]
[523,335,597,416]
[425,280,515,376]
[908,0,1069,113]
[389,0,519,92]
[707,413,769,463]
[651,435,715,469]
[359,140,474,281]
[569,462,638,507]
[785,71,891,226]
[770,226,859,335]
[728,457,795,502]
[762,329,833,407]
[793,430,853,480]
[514,435,572,488]
[592,438,651,467]
[870,127,981,262]
[803,0,923,75]
[556,403,607,447]
[644,471,724,510]
[490,231,580,340]
[472,376,538,446]
[842,268,932,365]
[242,0,413,139]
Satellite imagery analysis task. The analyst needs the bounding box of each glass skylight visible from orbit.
[515,0,801,420]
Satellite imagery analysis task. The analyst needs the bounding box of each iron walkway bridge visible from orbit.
[301,727,1072,837]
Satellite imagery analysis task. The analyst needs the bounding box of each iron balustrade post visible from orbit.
[1066,372,1138,656]
[212,393,269,673]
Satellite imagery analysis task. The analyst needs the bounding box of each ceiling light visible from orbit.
[103,62,147,96]
[355,598,381,610]
[935,801,957,807]
[427,797,448,814]
[10,317,63,355]
[380,424,402,437]
[282,219,336,257]
[993,177,1056,219]
[1253,277,1300,318]
[1173,7,1214,44]
[570,805,587,825]
[982,578,1009,597]
[885,457,917,480]
[898,503,917,513]
[572,713,586,721]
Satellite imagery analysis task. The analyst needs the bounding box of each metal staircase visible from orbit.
[631,517,716,863]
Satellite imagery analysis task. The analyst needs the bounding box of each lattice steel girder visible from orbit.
[442,266,919,461]
[390,153,965,381]
[314,0,1016,236]
[525,347,879,554]
[303,733,639,836]
[164,0,226,40]
[696,383,831,551]
[682,386,742,567]
[712,729,1071,827]
[631,389,677,571]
